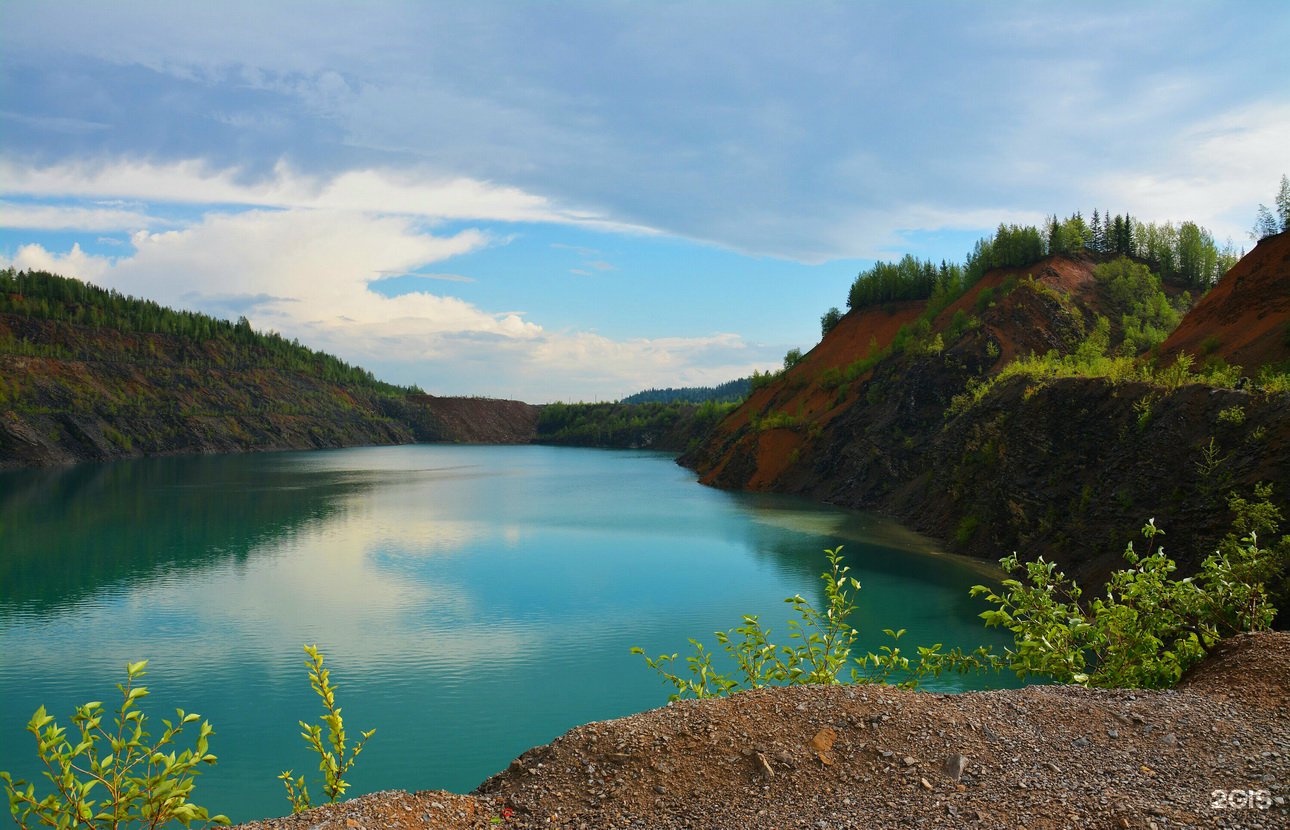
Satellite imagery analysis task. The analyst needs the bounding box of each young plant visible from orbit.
[0,660,228,829]
[279,645,375,813]
[633,547,862,699]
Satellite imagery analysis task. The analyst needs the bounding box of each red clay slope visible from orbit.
[1158,229,1290,371]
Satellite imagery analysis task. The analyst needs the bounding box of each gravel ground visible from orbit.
[235,631,1288,830]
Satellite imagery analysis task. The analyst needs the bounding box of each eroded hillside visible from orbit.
[684,240,1290,587]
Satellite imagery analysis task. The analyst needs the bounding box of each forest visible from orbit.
[845,211,1241,312]
[0,269,416,395]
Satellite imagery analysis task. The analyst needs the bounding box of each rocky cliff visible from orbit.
[683,240,1290,587]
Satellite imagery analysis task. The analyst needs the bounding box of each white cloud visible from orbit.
[0,158,647,232]
[8,207,758,401]
[0,201,158,232]
[102,209,520,340]
[2,242,111,280]
[1086,99,1290,243]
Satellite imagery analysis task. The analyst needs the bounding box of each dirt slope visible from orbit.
[1159,230,1290,371]
[234,631,1290,830]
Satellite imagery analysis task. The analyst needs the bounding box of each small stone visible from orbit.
[1107,728,1118,738]
[810,727,837,753]
[654,784,666,794]
[903,756,918,767]
[942,753,969,781]
[1161,732,1177,747]
[1072,737,1090,748]
[920,777,933,790]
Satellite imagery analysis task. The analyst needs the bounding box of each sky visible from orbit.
[1,1,1287,403]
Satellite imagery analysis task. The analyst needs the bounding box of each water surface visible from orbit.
[0,445,1015,822]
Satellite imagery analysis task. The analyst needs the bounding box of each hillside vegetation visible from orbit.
[0,269,538,468]
[619,377,750,404]
[684,226,1290,608]
[536,400,738,452]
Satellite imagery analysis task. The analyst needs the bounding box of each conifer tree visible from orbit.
[1277,174,1290,232]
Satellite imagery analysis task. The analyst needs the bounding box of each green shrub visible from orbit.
[1216,405,1246,426]
[279,645,375,813]
[971,510,1277,688]
[0,661,228,829]
[632,548,863,698]
[632,548,991,697]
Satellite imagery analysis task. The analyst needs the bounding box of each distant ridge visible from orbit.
[620,377,749,404]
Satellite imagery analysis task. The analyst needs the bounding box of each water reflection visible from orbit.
[0,453,368,615]
[0,445,1018,824]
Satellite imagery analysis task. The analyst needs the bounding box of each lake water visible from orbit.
[0,444,1017,823]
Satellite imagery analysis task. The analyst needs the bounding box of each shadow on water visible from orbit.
[0,452,371,616]
[712,490,1018,679]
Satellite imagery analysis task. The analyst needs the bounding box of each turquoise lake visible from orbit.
[0,444,1018,823]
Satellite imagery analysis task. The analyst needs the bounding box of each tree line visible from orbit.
[0,269,418,395]
[845,210,1240,314]
[619,377,750,404]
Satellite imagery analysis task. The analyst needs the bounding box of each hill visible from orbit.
[0,270,538,468]
[682,238,1290,592]
[1158,229,1290,371]
[619,377,750,404]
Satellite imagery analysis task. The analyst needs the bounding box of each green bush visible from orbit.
[0,661,228,829]
[638,491,1280,697]
[632,547,862,698]
[971,509,1277,688]
[632,548,991,697]
[279,645,375,813]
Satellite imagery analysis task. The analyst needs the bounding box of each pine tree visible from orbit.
[1253,205,1279,240]
[1276,174,1290,232]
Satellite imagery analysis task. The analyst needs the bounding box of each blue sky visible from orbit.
[1,1,1287,402]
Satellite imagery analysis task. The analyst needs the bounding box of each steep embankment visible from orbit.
[684,243,1290,585]
[0,309,538,470]
[1158,229,1290,370]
